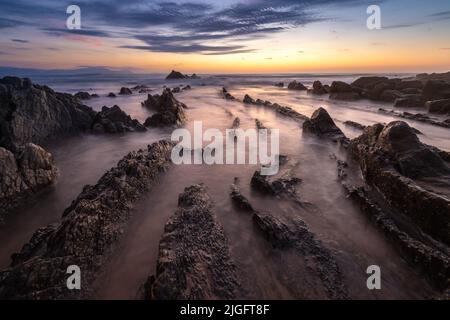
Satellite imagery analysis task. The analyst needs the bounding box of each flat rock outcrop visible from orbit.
[0,140,174,299]
[145,184,239,300]
[242,93,308,122]
[91,105,146,133]
[143,89,187,127]
[0,143,57,219]
[0,76,96,152]
[303,108,347,142]
[349,121,450,245]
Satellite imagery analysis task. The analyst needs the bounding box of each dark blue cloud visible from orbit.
[0,0,375,54]
[42,27,111,38]
[11,38,29,43]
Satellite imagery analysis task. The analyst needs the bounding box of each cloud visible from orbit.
[42,27,111,38]
[120,44,254,55]
[11,38,29,43]
[0,17,21,29]
[0,0,378,55]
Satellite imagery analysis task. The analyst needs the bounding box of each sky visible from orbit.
[0,0,449,73]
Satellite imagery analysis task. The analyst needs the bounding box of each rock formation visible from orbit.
[0,76,96,152]
[91,105,146,133]
[165,70,200,80]
[222,87,236,100]
[143,89,187,127]
[0,140,174,299]
[426,99,450,114]
[252,212,348,299]
[287,80,307,91]
[349,121,450,245]
[119,87,132,95]
[74,91,95,100]
[242,93,308,122]
[0,143,57,220]
[311,81,328,95]
[303,108,347,143]
[145,184,239,299]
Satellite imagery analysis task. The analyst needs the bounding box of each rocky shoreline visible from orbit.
[144,184,240,300]
[0,77,149,218]
[0,140,174,299]
[0,72,449,300]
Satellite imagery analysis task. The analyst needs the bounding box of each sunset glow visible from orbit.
[1,0,449,73]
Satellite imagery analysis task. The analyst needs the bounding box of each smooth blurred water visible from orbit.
[0,73,447,299]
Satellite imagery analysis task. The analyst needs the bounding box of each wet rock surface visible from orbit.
[251,169,301,197]
[303,108,347,143]
[143,89,187,127]
[344,120,366,130]
[287,80,307,91]
[0,77,96,152]
[227,182,348,299]
[378,108,450,128]
[222,87,236,100]
[119,87,132,95]
[426,99,450,115]
[145,184,239,300]
[242,93,309,122]
[349,121,450,245]
[92,105,146,133]
[74,91,96,100]
[311,81,329,95]
[0,140,174,299]
[165,70,199,80]
[0,143,57,219]
[333,155,450,291]
[252,212,348,299]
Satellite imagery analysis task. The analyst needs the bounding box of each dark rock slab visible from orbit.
[334,157,449,291]
[426,99,450,115]
[91,105,146,133]
[287,81,307,91]
[311,81,328,95]
[145,184,239,300]
[253,212,348,299]
[74,91,95,100]
[349,121,450,245]
[0,76,96,152]
[143,89,187,127]
[165,70,186,80]
[242,93,309,122]
[119,87,132,95]
[303,107,347,143]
